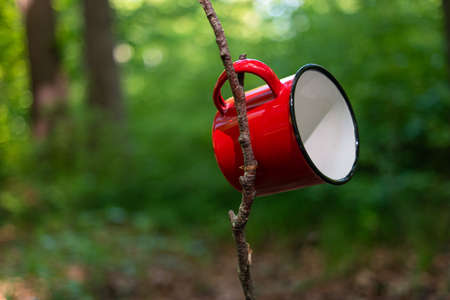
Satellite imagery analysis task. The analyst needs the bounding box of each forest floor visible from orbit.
[0,232,449,300]
[111,246,449,300]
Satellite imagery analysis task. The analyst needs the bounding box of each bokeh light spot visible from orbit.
[114,43,134,63]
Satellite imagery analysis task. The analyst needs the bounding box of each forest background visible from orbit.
[0,0,449,299]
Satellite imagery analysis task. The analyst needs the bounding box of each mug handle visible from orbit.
[213,59,283,114]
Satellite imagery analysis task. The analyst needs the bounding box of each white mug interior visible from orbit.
[292,67,358,182]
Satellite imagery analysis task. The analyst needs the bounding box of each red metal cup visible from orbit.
[212,59,359,196]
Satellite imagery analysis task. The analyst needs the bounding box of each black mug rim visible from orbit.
[289,64,360,185]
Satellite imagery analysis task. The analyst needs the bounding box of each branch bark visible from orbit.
[199,1,257,299]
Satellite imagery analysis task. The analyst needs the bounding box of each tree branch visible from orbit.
[238,53,247,86]
[199,1,257,299]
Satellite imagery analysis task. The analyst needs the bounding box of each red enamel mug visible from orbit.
[212,59,359,196]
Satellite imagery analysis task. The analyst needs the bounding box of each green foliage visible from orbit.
[0,0,448,284]
[0,1,30,182]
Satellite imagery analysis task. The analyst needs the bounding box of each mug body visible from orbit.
[212,60,359,196]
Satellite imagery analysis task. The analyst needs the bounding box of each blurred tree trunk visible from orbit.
[82,0,123,121]
[444,0,450,79]
[17,0,67,140]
